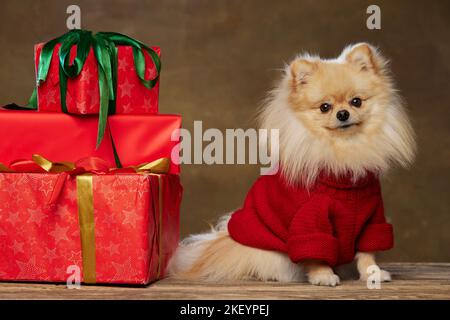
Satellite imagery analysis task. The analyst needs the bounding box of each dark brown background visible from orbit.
[1,0,449,262]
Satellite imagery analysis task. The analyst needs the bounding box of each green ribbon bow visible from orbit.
[37,29,161,148]
[7,30,161,167]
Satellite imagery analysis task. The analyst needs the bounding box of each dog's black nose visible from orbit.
[336,110,350,122]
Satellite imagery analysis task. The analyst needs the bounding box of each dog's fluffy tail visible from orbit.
[168,214,303,282]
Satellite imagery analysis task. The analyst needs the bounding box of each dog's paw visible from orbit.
[308,272,340,287]
[360,269,392,282]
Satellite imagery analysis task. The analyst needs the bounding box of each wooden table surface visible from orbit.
[0,263,449,300]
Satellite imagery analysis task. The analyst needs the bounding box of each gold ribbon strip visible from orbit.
[76,174,96,284]
[135,157,170,174]
[156,175,164,279]
[0,163,13,172]
[32,154,75,173]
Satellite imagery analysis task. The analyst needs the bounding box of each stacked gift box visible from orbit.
[0,30,182,285]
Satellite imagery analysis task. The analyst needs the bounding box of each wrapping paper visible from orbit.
[0,172,182,284]
[34,43,160,114]
[0,110,181,174]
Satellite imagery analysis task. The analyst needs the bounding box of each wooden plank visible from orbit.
[0,263,449,300]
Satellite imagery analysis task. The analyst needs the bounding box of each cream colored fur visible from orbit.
[168,43,416,286]
[169,215,303,282]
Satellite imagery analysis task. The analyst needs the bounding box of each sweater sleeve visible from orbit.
[287,195,339,266]
[357,198,394,252]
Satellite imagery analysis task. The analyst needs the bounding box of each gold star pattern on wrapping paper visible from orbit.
[119,79,134,98]
[137,247,150,264]
[16,256,46,278]
[44,88,57,105]
[105,242,120,256]
[6,211,21,225]
[55,204,76,223]
[12,174,28,189]
[143,96,155,112]
[14,227,27,238]
[98,185,114,200]
[69,227,81,238]
[5,186,17,197]
[79,69,93,83]
[118,58,129,72]
[53,266,67,278]
[122,103,132,113]
[43,247,58,264]
[39,180,54,197]
[91,222,103,238]
[111,257,140,282]
[64,250,82,266]
[66,91,74,106]
[64,187,78,203]
[29,173,49,186]
[122,209,142,228]
[111,176,131,189]
[10,240,24,255]
[27,208,47,227]
[49,224,69,244]
[102,213,117,229]
[137,185,149,199]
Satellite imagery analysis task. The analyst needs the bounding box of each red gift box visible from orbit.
[34,43,160,115]
[0,169,182,284]
[0,110,181,174]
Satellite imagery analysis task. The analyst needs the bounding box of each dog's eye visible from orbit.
[350,97,362,107]
[320,103,331,113]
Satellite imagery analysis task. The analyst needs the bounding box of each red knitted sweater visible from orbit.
[228,171,393,266]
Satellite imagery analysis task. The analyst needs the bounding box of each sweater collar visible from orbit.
[317,171,378,189]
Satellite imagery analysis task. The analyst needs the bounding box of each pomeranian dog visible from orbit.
[169,43,416,286]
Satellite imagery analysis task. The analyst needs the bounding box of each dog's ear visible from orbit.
[290,59,317,86]
[345,43,388,74]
